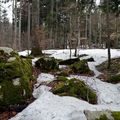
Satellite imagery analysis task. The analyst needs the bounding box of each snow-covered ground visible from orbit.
[11,49,120,120]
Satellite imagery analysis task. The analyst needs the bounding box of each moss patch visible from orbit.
[112,112,120,120]
[70,60,92,75]
[35,57,59,72]
[97,58,120,83]
[51,77,97,104]
[95,114,108,120]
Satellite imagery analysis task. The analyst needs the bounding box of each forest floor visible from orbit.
[9,49,120,120]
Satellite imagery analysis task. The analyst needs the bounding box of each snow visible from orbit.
[18,50,31,56]
[12,78,20,86]
[11,49,120,120]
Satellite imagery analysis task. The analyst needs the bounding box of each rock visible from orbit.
[70,60,92,74]
[7,57,16,62]
[59,58,80,65]
[0,47,13,54]
[51,77,97,104]
[86,57,94,62]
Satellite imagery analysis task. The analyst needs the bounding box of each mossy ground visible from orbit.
[51,76,97,104]
[97,58,120,83]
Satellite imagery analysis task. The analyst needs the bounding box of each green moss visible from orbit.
[112,112,120,120]
[109,74,120,84]
[95,114,108,120]
[52,77,97,104]
[35,57,59,72]
[0,52,33,110]
[70,60,91,74]
[57,76,68,81]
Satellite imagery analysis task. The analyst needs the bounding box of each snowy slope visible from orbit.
[10,49,120,120]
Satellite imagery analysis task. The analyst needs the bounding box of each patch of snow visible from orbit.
[37,73,55,84]
[12,78,20,86]
[59,65,67,69]
[32,58,40,66]
[10,85,120,120]
[0,86,1,89]
[18,50,31,56]
[8,57,16,62]
[11,49,120,120]
[0,47,13,54]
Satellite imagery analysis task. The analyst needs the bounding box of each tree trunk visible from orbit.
[99,11,102,48]
[85,12,88,49]
[27,3,31,54]
[18,0,22,50]
[106,0,111,70]
[89,12,92,48]
[13,0,17,50]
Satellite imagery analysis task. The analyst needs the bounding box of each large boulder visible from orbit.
[0,48,33,110]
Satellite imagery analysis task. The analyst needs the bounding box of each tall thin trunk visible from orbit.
[18,0,22,50]
[50,0,54,48]
[99,11,102,48]
[13,0,17,50]
[115,17,118,48]
[85,12,88,48]
[27,3,31,53]
[106,0,111,69]
[37,0,40,26]
[89,12,92,48]
[69,16,72,59]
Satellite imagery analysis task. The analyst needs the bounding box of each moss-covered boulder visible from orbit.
[31,47,43,57]
[35,57,59,72]
[51,76,97,104]
[59,58,80,65]
[70,60,92,74]
[0,48,33,110]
